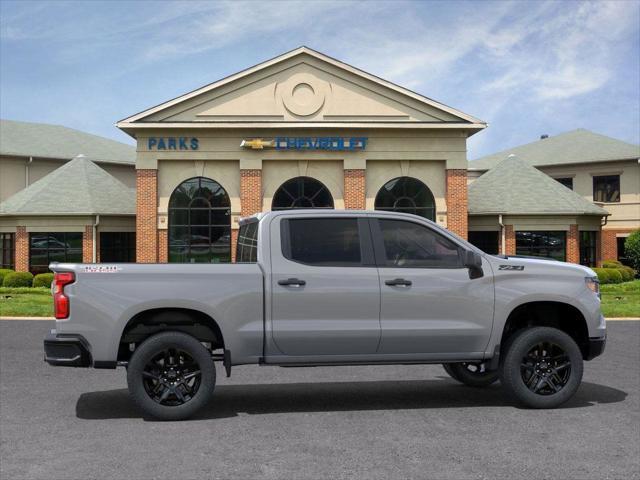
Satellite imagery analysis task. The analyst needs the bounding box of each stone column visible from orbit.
[136,169,158,263]
[446,169,468,239]
[344,169,366,209]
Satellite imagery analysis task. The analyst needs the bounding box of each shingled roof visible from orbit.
[0,156,135,216]
[468,155,608,216]
[470,129,640,170]
[0,119,135,165]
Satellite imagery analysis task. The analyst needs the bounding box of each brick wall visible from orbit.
[446,169,468,239]
[503,225,516,255]
[158,230,168,263]
[136,169,158,263]
[566,224,580,264]
[231,229,238,263]
[601,228,635,263]
[15,226,29,272]
[82,225,94,263]
[344,169,366,209]
[240,169,262,216]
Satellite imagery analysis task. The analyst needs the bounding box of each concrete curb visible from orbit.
[0,316,55,321]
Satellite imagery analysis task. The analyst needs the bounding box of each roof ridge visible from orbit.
[468,154,607,216]
[0,156,135,216]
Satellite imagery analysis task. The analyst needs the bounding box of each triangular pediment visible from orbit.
[118,47,484,129]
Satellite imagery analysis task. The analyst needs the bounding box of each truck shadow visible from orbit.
[76,378,627,421]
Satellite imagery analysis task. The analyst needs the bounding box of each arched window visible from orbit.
[168,177,231,263]
[375,177,435,220]
[272,176,334,210]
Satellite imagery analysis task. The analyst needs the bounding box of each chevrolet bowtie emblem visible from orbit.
[240,138,275,149]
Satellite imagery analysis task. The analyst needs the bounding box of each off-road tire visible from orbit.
[443,362,499,387]
[127,331,215,420]
[500,327,583,408]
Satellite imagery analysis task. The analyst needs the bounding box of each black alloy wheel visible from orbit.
[142,348,202,406]
[127,331,216,420]
[520,342,571,395]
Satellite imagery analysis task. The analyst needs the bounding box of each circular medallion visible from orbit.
[279,73,328,117]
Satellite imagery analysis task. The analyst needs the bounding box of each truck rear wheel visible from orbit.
[500,327,583,409]
[443,362,499,387]
[127,331,215,420]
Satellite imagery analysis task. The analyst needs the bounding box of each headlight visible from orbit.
[585,276,600,299]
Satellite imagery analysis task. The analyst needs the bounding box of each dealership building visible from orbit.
[1,47,638,272]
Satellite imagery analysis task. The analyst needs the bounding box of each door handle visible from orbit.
[385,278,412,287]
[278,278,306,287]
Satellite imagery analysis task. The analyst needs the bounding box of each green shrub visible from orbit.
[593,268,610,284]
[32,273,54,288]
[624,230,640,273]
[602,260,623,269]
[620,266,635,282]
[2,271,34,288]
[0,269,15,285]
[593,268,626,284]
[607,269,623,284]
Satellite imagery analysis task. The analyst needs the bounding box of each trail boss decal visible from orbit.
[499,265,525,271]
[83,265,123,273]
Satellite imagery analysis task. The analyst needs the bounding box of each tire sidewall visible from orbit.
[500,327,583,408]
[127,331,216,421]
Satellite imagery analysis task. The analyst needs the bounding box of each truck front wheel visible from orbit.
[127,331,216,420]
[500,327,583,408]
[442,362,499,387]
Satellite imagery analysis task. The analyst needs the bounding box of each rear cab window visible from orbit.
[236,221,258,263]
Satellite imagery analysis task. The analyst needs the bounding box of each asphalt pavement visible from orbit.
[1,320,638,480]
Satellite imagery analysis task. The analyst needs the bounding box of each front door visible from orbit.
[372,217,494,356]
[270,216,381,356]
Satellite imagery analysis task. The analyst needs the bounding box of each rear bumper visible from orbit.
[44,330,92,367]
[584,336,606,361]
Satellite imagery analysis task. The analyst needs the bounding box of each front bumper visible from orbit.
[44,330,92,367]
[584,336,606,361]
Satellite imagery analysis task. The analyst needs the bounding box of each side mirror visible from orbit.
[462,250,484,279]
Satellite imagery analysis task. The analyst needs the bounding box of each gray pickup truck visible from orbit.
[45,210,606,420]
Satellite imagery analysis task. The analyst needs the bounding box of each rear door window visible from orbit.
[283,218,363,266]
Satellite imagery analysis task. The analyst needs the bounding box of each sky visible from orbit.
[0,0,638,160]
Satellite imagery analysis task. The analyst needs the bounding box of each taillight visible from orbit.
[53,272,75,319]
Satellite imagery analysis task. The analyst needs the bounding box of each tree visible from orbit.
[624,229,640,273]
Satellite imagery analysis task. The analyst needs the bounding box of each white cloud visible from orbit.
[479,2,638,101]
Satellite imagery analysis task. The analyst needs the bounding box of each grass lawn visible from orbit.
[0,281,639,318]
[600,280,640,318]
[0,287,53,317]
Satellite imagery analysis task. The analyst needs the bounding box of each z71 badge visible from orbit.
[499,265,525,271]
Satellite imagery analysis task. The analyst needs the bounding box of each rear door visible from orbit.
[269,215,381,356]
[372,217,494,356]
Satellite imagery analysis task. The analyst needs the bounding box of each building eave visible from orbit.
[117,121,487,134]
